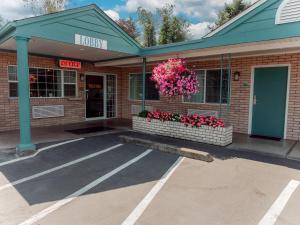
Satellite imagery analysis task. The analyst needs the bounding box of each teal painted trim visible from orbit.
[142,57,146,111]
[92,6,142,49]
[213,0,275,36]
[15,36,36,152]
[11,4,141,54]
[12,4,140,49]
[3,2,300,61]
[0,49,97,64]
[0,23,16,44]
[95,55,140,63]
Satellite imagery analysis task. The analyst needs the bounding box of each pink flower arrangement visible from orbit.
[145,110,225,128]
[147,111,173,122]
[180,114,225,128]
[151,58,199,97]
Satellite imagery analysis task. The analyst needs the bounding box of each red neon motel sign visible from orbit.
[59,59,81,69]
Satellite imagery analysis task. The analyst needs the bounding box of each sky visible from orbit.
[0,0,257,39]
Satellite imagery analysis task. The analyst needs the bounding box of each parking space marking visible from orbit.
[0,143,123,192]
[121,157,184,225]
[258,179,300,225]
[0,138,84,167]
[18,149,153,225]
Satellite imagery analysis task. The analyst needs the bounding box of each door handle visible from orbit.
[253,95,257,105]
[85,90,89,101]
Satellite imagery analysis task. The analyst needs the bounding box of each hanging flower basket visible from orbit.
[151,58,199,97]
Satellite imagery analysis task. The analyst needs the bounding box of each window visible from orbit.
[206,69,228,103]
[8,66,77,98]
[8,66,18,97]
[106,74,116,118]
[129,73,159,100]
[29,68,62,97]
[184,70,205,103]
[184,69,229,104]
[63,70,77,97]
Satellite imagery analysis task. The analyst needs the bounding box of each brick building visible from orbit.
[0,0,300,152]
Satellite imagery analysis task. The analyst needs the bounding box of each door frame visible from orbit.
[248,64,291,139]
[85,73,106,121]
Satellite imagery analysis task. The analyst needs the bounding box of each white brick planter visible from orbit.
[132,116,233,146]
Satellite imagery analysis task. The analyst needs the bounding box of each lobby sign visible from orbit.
[59,59,81,69]
[75,34,108,50]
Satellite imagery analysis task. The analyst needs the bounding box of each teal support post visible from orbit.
[142,57,146,111]
[15,36,36,153]
[226,53,232,123]
[219,54,224,118]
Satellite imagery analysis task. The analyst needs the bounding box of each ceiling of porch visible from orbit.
[0,37,132,62]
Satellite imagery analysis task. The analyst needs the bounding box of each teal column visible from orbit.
[219,54,224,118]
[142,57,146,111]
[15,36,36,153]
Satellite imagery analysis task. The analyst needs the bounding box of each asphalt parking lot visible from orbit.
[0,132,300,225]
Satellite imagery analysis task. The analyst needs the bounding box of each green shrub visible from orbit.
[138,110,149,118]
[171,113,181,122]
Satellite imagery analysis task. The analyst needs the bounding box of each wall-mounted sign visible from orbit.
[59,59,81,69]
[75,34,108,50]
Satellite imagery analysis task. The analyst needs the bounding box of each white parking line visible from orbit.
[18,149,153,225]
[258,179,300,225]
[0,144,123,192]
[0,138,84,167]
[121,157,184,225]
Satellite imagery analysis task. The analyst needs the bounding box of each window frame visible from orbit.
[128,72,160,101]
[182,68,230,105]
[106,74,118,119]
[7,65,78,99]
[63,70,78,98]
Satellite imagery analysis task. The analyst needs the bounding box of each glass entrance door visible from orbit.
[85,75,105,119]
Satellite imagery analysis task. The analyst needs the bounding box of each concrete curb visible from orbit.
[119,135,214,162]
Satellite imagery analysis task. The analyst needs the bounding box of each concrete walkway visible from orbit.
[0,122,299,162]
[228,133,297,158]
[0,119,132,151]
[119,131,300,162]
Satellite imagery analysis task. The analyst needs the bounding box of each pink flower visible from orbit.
[151,58,199,98]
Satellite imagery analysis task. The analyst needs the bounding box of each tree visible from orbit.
[158,4,190,45]
[158,4,173,45]
[137,7,157,47]
[209,0,251,31]
[170,17,189,43]
[23,0,67,15]
[0,16,4,28]
[117,17,139,39]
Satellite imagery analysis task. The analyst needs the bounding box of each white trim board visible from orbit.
[248,64,291,139]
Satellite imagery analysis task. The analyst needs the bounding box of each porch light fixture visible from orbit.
[80,73,85,82]
[233,71,240,81]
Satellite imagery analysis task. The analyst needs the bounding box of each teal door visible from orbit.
[251,67,288,139]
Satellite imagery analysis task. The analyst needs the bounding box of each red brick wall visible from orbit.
[1,51,300,141]
[120,53,300,141]
[0,51,122,131]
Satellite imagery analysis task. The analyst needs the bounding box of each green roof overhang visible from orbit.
[2,0,300,61]
[0,5,142,56]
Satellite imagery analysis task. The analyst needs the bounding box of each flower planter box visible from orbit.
[132,116,233,146]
